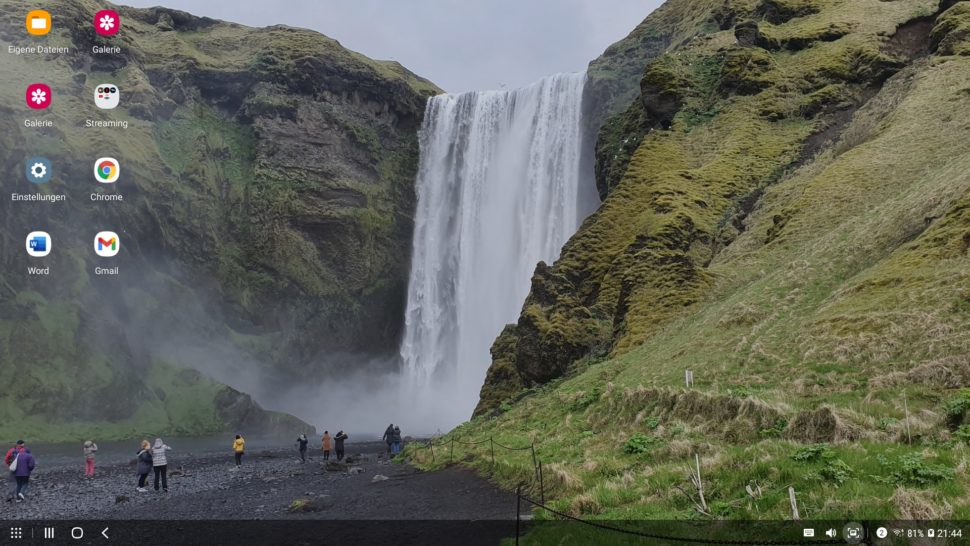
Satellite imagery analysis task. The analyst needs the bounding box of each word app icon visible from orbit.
[94,157,119,183]
[26,157,52,184]
[26,10,51,35]
[26,83,51,109]
[94,231,120,257]
[26,231,51,257]
[94,84,119,109]
[94,9,119,36]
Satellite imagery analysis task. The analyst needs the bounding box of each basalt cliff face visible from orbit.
[0,0,439,440]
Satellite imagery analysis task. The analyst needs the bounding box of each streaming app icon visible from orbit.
[26,157,52,184]
[26,231,51,257]
[26,83,51,109]
[94,9,119,36]
[94,84,120,109]
[26,10,51,36]
[94,157,119,183]
[94,231,120,257]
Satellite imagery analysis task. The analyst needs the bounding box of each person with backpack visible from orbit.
[391,425,403,455]
[5,440,25,502]
[296,433,309,463]
[5,441,34,502]
[83,440,98,478]
[334,431,348,461]
[151,438,172,492]
[136,440,153,492]
[232,434,245,468]
[321,431,332,460]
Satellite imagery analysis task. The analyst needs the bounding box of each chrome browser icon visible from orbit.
[94,157,119,183]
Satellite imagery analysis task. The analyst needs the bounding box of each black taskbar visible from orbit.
[0,520,964,545]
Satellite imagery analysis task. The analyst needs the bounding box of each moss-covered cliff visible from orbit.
[0,0,439,441]
[458,0,970,520]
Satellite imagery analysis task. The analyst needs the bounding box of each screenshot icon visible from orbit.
[94,84,120,109]
[94,231,120,257]
[94,157,119,183]
[26,9,51,35]
[26,157,52,184]
[94,9,119,36]
[26,231,51,257]
[26,83,51,109]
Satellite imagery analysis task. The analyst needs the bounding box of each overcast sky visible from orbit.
[118,0,664,93]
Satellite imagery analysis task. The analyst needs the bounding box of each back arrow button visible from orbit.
[102,527,109,539]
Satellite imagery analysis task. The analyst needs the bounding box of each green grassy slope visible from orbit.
[443,0,970,521]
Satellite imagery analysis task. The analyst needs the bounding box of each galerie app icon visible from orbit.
[94,231,120,257]
[26,231,51,257]
[26,157,52,184]
[26,10,51,36]
[94,84,119,109]
[94,157,119,183]
[26,83,51,109]
[94,9,119,36]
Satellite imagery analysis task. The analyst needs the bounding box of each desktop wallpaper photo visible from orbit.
[1,0,970,544]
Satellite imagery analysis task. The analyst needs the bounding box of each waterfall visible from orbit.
[399,72,592,429]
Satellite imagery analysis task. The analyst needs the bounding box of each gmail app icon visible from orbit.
[27,10,51,36]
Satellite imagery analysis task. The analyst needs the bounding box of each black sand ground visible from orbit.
[0,441,520,545]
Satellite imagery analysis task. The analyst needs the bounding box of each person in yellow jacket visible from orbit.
[321,431,332,461]
[232,434,245,468]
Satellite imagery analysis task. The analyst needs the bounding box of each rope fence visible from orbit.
[411,436,851,546]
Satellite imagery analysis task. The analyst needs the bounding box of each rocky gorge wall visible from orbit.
[0,0,439,440]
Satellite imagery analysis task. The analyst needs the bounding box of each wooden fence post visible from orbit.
[490,437,495,470]
[788,487,800,520]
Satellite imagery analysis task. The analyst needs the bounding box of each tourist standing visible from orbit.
[321,431,332,461]
[233,434,246,468]
[382,423,394,456]
[392,425,402,455]
[296,433,309,463]
[334,431,348,461]
[152,438,171,492]
[83,440,98,478]
[136,440,153,492]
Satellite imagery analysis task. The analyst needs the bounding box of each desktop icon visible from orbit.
[26,231,51,257]
[94,157,119,183]
[26,157,52,184]
[94,231,120,257]
[94,84,119,109]
[26,9,51,35]
[26,83,51,109]
[94,9,119,36]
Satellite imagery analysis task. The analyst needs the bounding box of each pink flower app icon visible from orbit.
[94,9,120,36]
[26,83,51,109]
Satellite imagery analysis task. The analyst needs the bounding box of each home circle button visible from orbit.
[71,527,84,539]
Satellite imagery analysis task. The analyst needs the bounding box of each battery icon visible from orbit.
[928,529,936,538]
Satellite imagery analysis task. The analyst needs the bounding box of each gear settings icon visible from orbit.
[26,156,52,184]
